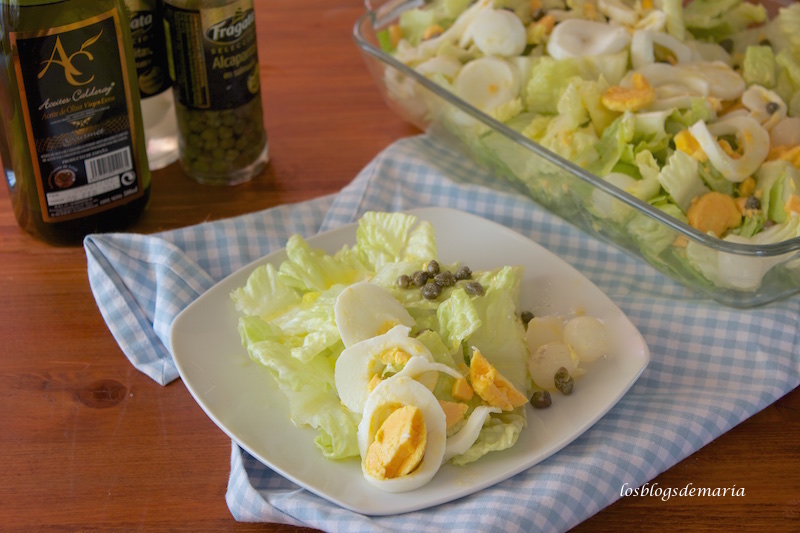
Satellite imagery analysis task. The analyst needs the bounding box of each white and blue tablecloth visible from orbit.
[85,134,800,533]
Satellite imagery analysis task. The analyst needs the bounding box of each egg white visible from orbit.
[357,376,447,492]
[443,405,501,462]
[334,280,414,348]
[334,325,436,414]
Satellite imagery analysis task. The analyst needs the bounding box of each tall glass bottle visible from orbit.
[162,0,268,185]
[124,0,179,170]
[0,0,151,245]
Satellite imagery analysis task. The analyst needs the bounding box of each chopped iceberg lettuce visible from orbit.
[657,150,709,212]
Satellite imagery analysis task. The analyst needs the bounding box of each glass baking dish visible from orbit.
[353,0,800,308]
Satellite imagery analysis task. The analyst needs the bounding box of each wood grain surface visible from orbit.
[1,1,797,531]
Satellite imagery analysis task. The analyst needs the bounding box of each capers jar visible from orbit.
[162,0,268,185]
[0,0,151,245]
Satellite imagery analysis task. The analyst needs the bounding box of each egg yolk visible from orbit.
[469,349,528,411]
[364,405,427,480]
[378,347,411,366]
[438,400,469,430]
[687,191,742,237]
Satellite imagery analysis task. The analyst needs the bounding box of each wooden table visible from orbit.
[1,1,798,531]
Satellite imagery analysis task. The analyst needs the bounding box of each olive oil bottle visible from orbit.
[162,0,268,185]
[0,0,152,245]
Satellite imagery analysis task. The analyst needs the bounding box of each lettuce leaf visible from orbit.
[686,215,800,290]
[657,149,709,212]
[450,411,526,466]
[231,263,301,320]
[466,266,529,394]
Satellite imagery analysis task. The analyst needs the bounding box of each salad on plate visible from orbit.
[230,211,609,491]
[370,0,800,295]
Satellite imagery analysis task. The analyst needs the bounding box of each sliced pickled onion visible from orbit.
[741,85,787,131]
[630,29,693,69]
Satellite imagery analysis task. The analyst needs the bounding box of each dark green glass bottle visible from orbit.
[0,0,151,245]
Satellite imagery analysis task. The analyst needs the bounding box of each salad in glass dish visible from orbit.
[355,0,800,306]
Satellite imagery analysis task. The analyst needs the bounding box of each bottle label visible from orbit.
[126,0,172,98]
[10,8,145,223]
[163,0,261,110]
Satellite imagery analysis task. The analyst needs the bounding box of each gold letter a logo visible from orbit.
[38,31,102,86]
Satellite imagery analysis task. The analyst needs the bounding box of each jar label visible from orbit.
[126,0,172,98]
[163,0,261,110]
[10,9,145,223]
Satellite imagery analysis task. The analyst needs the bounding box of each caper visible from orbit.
[554,367,574,395]
[521,311,535,327]
[464,281,484,296]
[187,134,204,148]
[412,270,429,287]
[719,38,734,53]
[235,136,250,150]
[744,195,761,210]
[455,265,472,280]
[421,282,442,300]
[426,260,440,275]
[766,102,780,115]
[759,38,772,47]
[434,271,456,287]
[396,274,412,289]
[530,390,552,409]
[218,126,234,140]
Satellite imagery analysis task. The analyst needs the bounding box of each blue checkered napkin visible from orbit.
[85,134,800,533]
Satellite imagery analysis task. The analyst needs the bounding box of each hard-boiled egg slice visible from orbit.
[677,61,745,102]
[689,115,770,183]
[467,8,527,57]
[334,280,414,348]
[443,405,501,462]
[547,19,631,60]
[357,376,447,492]
[453,56,519,112]
[597,0,638,26]
[335,325,434,414]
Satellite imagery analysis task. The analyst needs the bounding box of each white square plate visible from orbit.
[170,206,650,515]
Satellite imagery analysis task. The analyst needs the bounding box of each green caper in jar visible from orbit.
[175,97,268,184]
